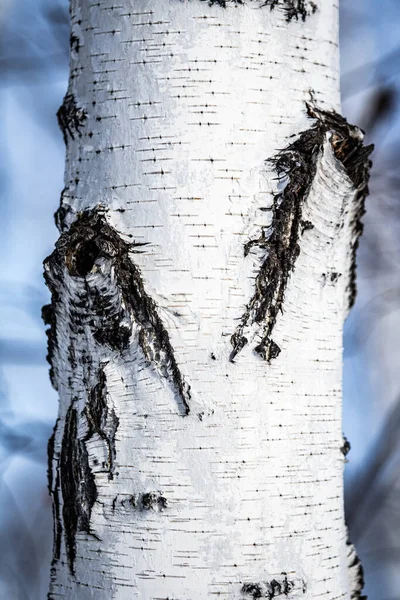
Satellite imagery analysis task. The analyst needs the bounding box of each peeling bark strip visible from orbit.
[61,406,98,574]
[51,378,118,574]
[57,93,87,146]
[230,102,373,362]
[43,209,190,415]
[84,370,119,480]
[202,0,318,21]
[307,105,374,311]
[241,574,306,598]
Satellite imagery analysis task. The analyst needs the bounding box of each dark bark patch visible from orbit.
[60,406,98,574]
[141,491,168,511]
[73,240,100,276]
[347,535,367,599]
[47,428,56,497]
[57,93,86,146]
[341,435,351,457]
[230,102,373,362]
[330,272,340,283]
[114,492,168,512]
[52,470,62,564]
[47,421,62,564]
[43,209,190,415]
[42,303,58,390]
[300,219,314,234]
[241,574,306,598]
[84,369,119,479]
[201,0,318,21]
[70,34,80,53]
[203,0,244,6]
[263,0,317,21]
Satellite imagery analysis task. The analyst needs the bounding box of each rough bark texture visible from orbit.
[45,1,370,598]
[230,102,373,362]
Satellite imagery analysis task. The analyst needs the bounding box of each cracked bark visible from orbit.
[45,1,369,598]
[60,406,98,574]
[230,101,373,362]
[44,209,190,416]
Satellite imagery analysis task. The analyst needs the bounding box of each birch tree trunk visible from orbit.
[44,1,372,598]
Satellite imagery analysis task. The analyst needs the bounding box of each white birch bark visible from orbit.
[44,1,372,598]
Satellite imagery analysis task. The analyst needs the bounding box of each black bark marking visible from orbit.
[230,102,373,362]
[114,492,168,512]
[73,239,100,276]
[203,0,244,6]
[341,435,351,457]
[55,187,75,233]
[141,491,168,511]
[47,428,55,497]
[263,0,317,21]
[57,93,86,146]
[70,34,80,53]
[330,272,340,283]
[60,406,98,575]
[201,0,318,21]
[347,535,367,599]
[241,574,306,598]
[47,422,62,564]
[43,209,190,415]
[242,583,263,598]
[42,303,58,389]
[300,219,314,234]
[52,469,62,564]
[84,369,119,480]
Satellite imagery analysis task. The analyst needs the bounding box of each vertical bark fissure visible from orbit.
[60,405,98,575]
[47,422,62,564]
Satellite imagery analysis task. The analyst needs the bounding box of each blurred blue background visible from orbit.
[1,0,400,597]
